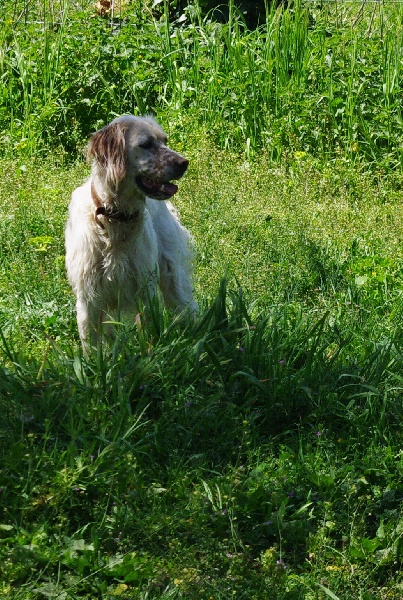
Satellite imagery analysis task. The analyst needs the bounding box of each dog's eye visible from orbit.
[139,139,153,150]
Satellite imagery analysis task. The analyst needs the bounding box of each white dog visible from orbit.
[65,115,197,348]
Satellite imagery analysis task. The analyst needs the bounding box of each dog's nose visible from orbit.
[176,157,189,177]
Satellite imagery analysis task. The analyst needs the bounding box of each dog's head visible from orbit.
[88,115,188,201]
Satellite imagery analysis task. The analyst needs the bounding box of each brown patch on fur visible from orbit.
[87,122,127,189]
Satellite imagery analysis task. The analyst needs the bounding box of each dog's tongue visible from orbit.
[142,179,178,197]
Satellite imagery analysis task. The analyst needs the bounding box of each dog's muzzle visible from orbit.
[136,177,178,199]
[136,157,189,200]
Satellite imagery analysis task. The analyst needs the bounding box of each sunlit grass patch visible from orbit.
[3,0,403,166]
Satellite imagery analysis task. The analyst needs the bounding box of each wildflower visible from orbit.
[278,359,285,365]
[316,431,322,437]
[288,491,295,498]
[227,553,233,558]
[238,346,244,352]
[29,236,54,253]
[276,558,287,570]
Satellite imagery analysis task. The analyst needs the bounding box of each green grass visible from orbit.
[2,1,403,598]
[2,0,403,164]
[2,146,403,598]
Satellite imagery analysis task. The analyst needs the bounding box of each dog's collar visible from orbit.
[91,182,140,228]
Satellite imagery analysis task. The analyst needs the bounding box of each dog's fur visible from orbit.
[65,115,197,348]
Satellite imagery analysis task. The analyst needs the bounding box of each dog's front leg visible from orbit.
[159,257,198,317]
[76,297,103,353]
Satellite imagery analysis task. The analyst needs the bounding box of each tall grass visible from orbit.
[2,0,403,165]
[1,271,403,597]
[2,1,69,153]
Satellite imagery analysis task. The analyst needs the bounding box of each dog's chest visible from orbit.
[95,225,158,307]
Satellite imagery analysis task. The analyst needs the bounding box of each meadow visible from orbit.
[1,1,403,598]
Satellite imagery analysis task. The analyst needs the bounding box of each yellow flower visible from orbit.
[112,584,129,596]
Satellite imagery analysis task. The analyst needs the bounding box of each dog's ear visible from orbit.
[87,122,127,188]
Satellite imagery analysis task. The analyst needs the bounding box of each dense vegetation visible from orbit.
[2,0,403,165]
[1,1,403,598]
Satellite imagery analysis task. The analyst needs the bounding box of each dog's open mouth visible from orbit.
[136,177,178,200]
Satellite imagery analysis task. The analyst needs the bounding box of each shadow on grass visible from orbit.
[2,280,403,597]
[1,278,402,462]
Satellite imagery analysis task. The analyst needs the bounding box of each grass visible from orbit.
[3,148,403,354]
[2,146,403,598]
[2,1,403,164]
[1,0,403,598]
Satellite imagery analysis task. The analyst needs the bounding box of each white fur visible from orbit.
[65,115,197,349]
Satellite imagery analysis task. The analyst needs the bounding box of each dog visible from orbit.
[65,115,197,349]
